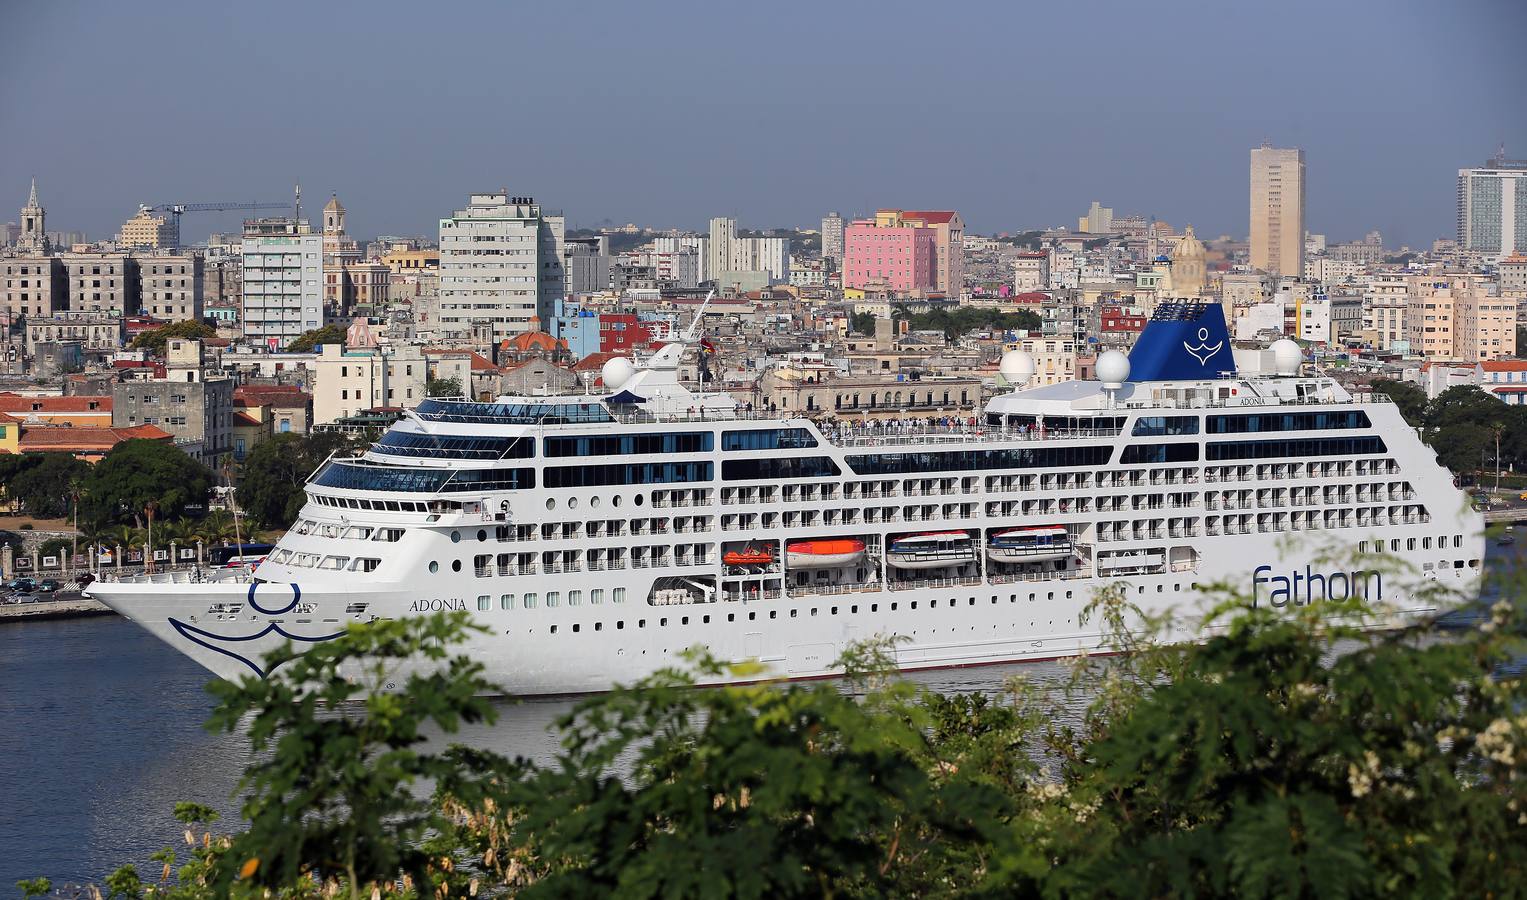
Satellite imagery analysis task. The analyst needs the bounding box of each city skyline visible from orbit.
[2,0,1524,247]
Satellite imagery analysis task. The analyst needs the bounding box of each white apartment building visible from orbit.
[1457,158,1527,258]
[707,217,736,284]
[438,194,565,341]
[651,235,709,283]
[1294,294,1331,345]
[1006,337,1075,386]
[706,217,790,284]
[313,344,428,424]
[242,219,324,351]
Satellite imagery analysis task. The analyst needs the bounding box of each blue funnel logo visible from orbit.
[1183,326,1224,365]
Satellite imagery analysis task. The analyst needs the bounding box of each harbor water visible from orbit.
[1,541,1519,887]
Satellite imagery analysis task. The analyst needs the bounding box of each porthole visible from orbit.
[569,497,579,509]
[451,560,461,572]
[451,531,461,543]
[613,496,623,508]
[591,497,601,509]
[634,495,644,507]
[428,561,439,573]
[546,499,556,510]
[476,529,487,542]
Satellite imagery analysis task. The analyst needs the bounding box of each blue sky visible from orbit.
[2,0,1523,247]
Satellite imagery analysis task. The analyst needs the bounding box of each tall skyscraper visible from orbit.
[438,193,565,340]
[821,212,844,264]
[707,216,735,283]
[1457,150,1527,257]
[1249,145,1306,278]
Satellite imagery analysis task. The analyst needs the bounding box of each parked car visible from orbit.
[9,593,40,604]
[36,579,61,594]
[4,578,37,594]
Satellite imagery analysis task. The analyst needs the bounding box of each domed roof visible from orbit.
[1170,224,1205,260]
[324,193,345,213]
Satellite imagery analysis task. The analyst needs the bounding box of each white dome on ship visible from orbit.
[1096,350,1131,388]
[1270,339,1302,377]
[999,349,1036,387]
[601,356,635,390]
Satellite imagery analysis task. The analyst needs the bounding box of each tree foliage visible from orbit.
[849,311,877,337]
[893,305,1041,339]
[39,553,1527,898]
[131,320,216,357]
[84,439,213,526]
[426,375,463,398]
[5,453,90,518]
[286,324,348,353]
[237,431,358,529]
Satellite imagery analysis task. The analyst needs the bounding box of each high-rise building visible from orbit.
[438,193,565,340]
[1457,152,1527,257]
[1249,145,1306,278]
[62,252,137,315]
[1078,201,1113,234]
[894,210,964,297]
[707,217,735,285]
[1405,274,1516,361]
[821,212,845,264]
[241,217,324,350]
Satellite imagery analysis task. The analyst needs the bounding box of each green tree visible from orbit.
[130,320,216,356]
[238,431,356,529]
[1369,378,1427,428]
[1424,384,1506,431]
[8,453,90,518]
[426,375,463,397]
[1430,422,1496,474]
[849,311,877,336]
[286,324,348,353]
[84,439,212,526]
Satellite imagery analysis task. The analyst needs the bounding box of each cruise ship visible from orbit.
[88,301,1484,694]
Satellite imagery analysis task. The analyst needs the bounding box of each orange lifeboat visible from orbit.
[723,546,775,566]
[785,539,867,568]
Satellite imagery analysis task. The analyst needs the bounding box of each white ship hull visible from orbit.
[85,304,1488,696]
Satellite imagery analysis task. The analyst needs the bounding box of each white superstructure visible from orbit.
[90,302,1484,695]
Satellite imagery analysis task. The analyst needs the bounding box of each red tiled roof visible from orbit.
[498,332,565,353]
[903,210,957,225]
[235,386,310,409]
[1482,360,1527,372]
[232,411,264,427]
[0,394,113,414]
[17,424,171,452]
[571,352,620,372]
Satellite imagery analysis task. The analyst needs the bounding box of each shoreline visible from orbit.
[0,598,117,623]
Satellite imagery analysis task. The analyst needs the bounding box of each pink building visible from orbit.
[842,218,937,293]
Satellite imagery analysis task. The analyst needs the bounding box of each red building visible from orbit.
[600,314,653,353]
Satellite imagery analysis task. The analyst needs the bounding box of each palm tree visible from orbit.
[194,509,235,547]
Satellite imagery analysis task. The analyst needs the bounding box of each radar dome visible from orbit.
[1096,350,1131,389]
[601,356,635,390]
[998,349,1036,387]
[1270,339,1302,376]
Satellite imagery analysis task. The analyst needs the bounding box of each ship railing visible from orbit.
[988,568,1094,585]
[820,425,1123,449]
[794,581,883,597]
[887,575,983,591]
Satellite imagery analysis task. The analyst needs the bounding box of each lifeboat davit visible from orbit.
[987,526,1071,563]
[723,546,776,567]
[785,539,867,568]
[887,531,976,570]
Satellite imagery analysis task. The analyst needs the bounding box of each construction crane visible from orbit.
[135,200,292,248]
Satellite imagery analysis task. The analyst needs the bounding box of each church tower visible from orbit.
[18,178,49,253]
[323,193,346,239]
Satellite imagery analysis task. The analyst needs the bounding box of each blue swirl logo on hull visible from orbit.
[170,582,342,679]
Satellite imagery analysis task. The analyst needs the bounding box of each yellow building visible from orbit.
[119,208,176,250]
[0,412,19,454]
[381,248,440,274]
